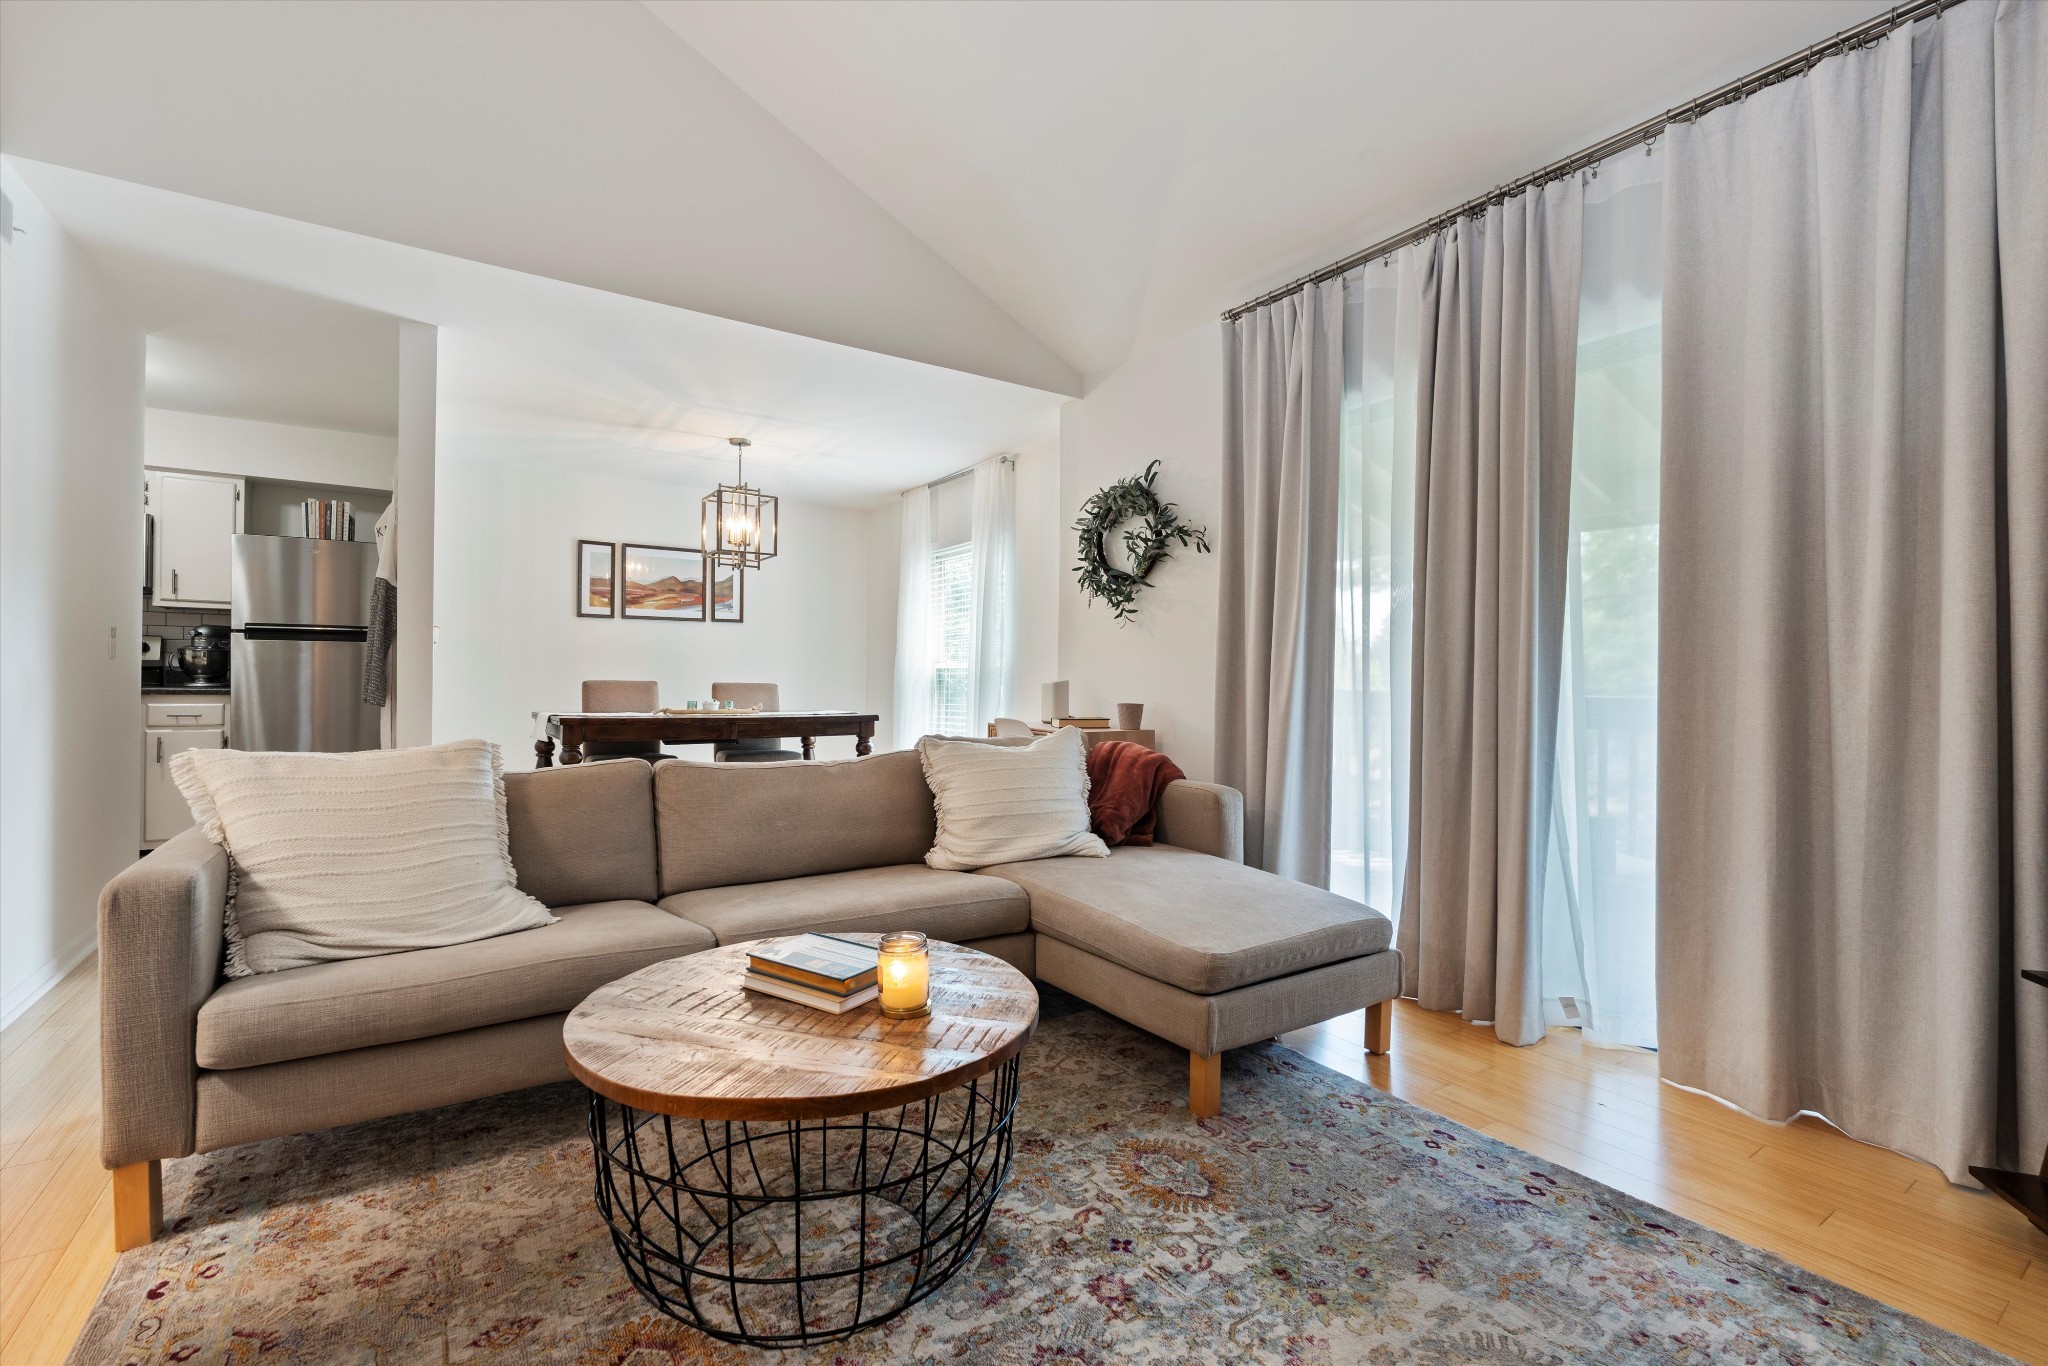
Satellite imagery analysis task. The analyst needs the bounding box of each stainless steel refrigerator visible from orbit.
[229,535,383,752]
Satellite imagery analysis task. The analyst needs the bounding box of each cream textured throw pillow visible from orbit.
[170,739,556,976]
[917,726,1109,871]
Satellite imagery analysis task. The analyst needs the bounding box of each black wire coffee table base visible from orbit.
[587,1054,1021,1348]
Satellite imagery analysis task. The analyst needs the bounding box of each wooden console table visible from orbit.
[537,711,877,767]
[990,722,1157,750]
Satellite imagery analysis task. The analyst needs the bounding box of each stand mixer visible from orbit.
[174,625,230,685]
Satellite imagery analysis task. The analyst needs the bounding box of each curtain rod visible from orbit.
[927,453,1015,489]
[1223,0,1962,322]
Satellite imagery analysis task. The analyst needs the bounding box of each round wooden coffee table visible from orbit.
[563,938,1038,1348]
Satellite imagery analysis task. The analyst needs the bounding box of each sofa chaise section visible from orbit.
[982,844,1398,1117]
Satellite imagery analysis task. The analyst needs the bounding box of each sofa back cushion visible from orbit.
[505,759,660,906]
[655,750,936,894]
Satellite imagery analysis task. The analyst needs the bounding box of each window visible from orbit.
[929,541,974,734]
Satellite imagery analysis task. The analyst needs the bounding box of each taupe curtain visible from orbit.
[1216,280,1343,881]
[1396,182,1584,1047]
[1658,0,2046,1184]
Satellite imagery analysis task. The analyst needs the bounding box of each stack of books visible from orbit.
[300,499,356,540]
[743,933,880,1013]
[1055,716,1111,729]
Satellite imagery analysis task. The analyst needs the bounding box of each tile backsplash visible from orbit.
[144,603,230,640]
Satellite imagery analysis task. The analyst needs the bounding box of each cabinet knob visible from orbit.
[155,736,163,764]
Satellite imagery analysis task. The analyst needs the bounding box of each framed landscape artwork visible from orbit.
[576,540,616,617]
[620,543,706,621]
[711,564,744,623]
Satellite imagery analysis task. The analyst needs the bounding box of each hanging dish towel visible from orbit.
[362,503,396,706]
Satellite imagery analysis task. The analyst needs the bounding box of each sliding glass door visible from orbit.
[1331,250,1423,913]
[1540,155,1663,1048]
[1331,158,1663,1049]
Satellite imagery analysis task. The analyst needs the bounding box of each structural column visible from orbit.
[394,321,436,748]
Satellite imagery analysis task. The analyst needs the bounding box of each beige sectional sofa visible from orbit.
[98,748,1399,1249]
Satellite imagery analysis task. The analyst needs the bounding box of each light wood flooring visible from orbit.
[1,956,2041,1362]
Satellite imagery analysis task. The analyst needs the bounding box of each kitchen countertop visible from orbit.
[143,685,231,695]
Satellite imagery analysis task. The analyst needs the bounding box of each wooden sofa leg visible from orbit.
[112,1160,162,1251]
[1189,1051,1221,1117]
[1364,999,1392,1056]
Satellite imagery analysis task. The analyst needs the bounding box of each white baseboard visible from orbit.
[0,933,96,1031]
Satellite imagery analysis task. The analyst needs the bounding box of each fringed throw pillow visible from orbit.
[171,739,556,976]
[917,726,1109,871]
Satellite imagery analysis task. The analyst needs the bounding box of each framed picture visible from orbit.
[620,543,706,621]
[711,562,744,623]
[576,540,616,617]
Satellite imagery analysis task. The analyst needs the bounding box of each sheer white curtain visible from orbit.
[1331,248,1425,914]
[1539,150,1664,1048]
[892,485,934,747]
[965,456,1016,733]
[1329,165,1663,1050]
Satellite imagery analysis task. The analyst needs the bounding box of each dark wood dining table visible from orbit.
[535,711,879,767]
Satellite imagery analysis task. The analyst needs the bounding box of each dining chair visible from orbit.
[579,680,665,762]
[710,681,803,762]
[990,717,1036,738]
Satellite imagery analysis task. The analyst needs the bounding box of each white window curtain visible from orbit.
[965,454,1017,734]
[1538,150,1665,1050]
[892,456,1015,746]
[1332,247,1425,914]
[892,485,934,747]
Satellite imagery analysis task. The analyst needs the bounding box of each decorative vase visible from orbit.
[1116,703,1145,731]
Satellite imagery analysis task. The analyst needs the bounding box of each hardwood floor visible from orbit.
[1,957,116,1366]
[1,957,2040,1362]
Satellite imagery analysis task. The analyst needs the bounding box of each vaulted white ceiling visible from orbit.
[3,0,1895,428]
[651,0,1889,385]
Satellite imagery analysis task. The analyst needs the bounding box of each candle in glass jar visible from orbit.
[877,931,930,1019]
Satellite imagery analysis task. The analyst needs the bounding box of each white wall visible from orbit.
[0,167,145,1024]
[435,461,872,767]
[144,408,394,490]
[862,498,903,751]
[1056,321,1223,780]
[1011,438,1062,722]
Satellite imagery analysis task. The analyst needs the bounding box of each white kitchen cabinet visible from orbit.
[148,470,244,608]
[141,698,228,847]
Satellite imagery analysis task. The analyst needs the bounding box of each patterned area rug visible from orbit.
[72,995,2010,1364]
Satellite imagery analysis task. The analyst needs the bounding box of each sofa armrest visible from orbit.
[1154,780,1245,864]
[99,827,227,1168]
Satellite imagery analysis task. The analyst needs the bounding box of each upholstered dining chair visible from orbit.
[710,681,803,763]
[579,679,665,762]
[990,717,1035,738]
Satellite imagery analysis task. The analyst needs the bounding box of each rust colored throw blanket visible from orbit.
[1085,740,1187,846]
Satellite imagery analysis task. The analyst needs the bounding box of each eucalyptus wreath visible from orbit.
[1072,460,1211,622]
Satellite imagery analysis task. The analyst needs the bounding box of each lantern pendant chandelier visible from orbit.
[701,436,778,569]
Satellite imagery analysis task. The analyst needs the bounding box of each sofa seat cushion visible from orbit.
[196,900,714,1070]
[661,865,1029,946]
[980,845,1392,995]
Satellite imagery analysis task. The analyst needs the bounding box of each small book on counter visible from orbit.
[744,933,880,1012]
